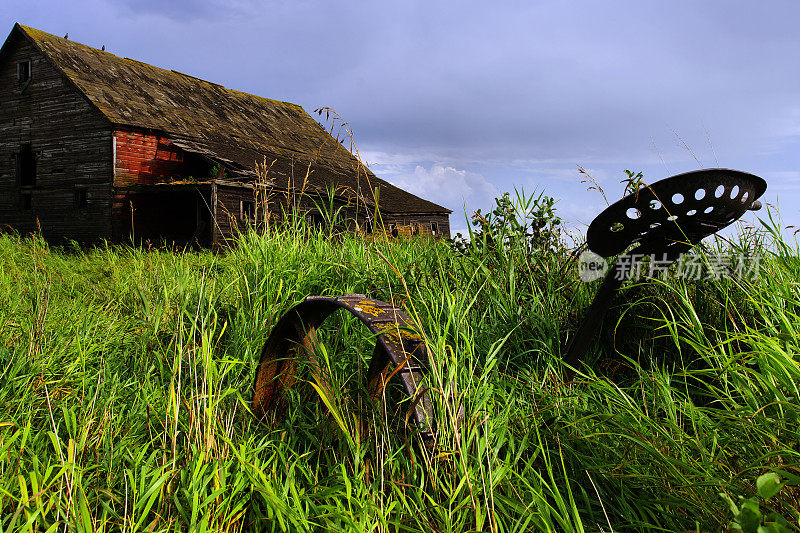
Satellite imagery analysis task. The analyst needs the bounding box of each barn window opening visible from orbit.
[18,143,36,186]
[240,200,255,223]
[74,188,88,209]
[17,61,30,83]
[21,193,31,211]
[430,222,438,236]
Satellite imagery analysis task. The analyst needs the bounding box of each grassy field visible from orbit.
[0,197,799,532]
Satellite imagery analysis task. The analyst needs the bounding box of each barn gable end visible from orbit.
[0,25,114,242]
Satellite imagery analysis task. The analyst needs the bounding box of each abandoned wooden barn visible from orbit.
[0,24,451,246]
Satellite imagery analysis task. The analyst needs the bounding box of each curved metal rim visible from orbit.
[252,294,435,440]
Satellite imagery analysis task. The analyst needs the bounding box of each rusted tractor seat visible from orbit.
[252,294,435,440]
[563,168,767,373]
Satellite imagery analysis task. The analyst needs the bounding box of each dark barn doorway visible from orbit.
[127,187,212,247]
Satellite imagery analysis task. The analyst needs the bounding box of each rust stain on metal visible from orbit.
[353,301,387,317]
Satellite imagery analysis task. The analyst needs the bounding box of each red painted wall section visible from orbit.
[113,129,186,186]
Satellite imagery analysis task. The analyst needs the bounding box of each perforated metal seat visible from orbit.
[563,168,766,372]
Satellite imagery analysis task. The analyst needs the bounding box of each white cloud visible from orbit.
[360,150,453,177]
[361,150,429,168]
[386,163,498,215]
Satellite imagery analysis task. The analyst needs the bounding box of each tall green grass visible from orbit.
[0,207,798,531]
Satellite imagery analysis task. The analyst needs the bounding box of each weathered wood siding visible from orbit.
[381,213,451,239]
[261,190,451,239]
[0,33,113,242]
[213,182,257,246]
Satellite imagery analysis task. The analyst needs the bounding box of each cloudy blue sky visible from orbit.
[3,0,798,238]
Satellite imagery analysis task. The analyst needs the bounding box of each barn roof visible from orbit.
[5,23,450,215]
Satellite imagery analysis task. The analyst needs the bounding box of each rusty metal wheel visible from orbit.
[252,294,436,440]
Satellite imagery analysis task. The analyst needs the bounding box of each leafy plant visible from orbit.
[450,189,563,257]
[720,473,798,532]
[621,168,646,198]
[209,163,226,180]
